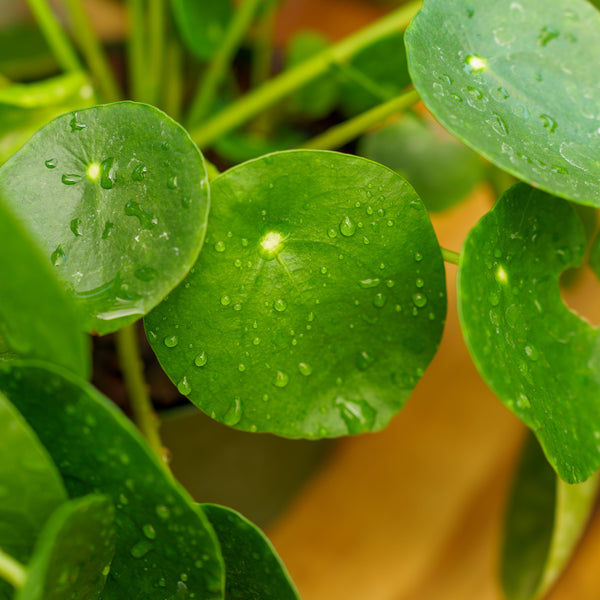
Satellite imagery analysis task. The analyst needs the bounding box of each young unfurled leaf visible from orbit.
[146,150,446,438]
[201,504,300,600]
[0,361,225,600]
[0,102,210,335]
[16,495,115,600]
[0,193,89,378]
[406,0,600,206]
[501,433,598,600]
[458,183,600,482]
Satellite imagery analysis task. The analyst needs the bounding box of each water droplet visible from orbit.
[489,292,500,306]
[70,218,82,237]
[158,577,166,588]
[416,278,425,288]
[273,371,289,388]
[327,228,337,238]
[320,266,328,274]
[223,397,242,426]
[496,87,510,100]
[130,540,153,558]
[274,299,287,312]
[70,115,86,131]
[100,157,115,189]
[143,524,156,540]
[155,505,170,520]
[125,199,156,229]
[298,362,312,376]
[164,335,178,348]
[412,293,428,308]
[51,245,65,266]
[238,363,246,372]
[194,352,207,367]
[177,376,191,394]
[101,222,114,239]
[45,158,57,169]
[135,266,158,281]
[161,140,170,151]
[517,393,531,409]
[132,163,147,181]
[489,113,509,136]
[538,26,559,47]
[386,220,394,227]
[167,175,178,189]
[214,241,226,253]
[252,337,261,345]
[335,397,377,434]
[356,350,375,371]
[220,295,231,306]
[540,114,557,133]
[339,215,356,237]
[373,293,387,308]
[61,173,82,185]
[181,196,191,209]
[358,278,380,289]
[550,165,568,174]
[525,345,539,361]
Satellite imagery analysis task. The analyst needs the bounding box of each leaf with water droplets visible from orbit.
[0,194,89,378]
[458,183,600,482]
[171,0,233,61]
[201,504,300,600]
[0,102,210,335]
[146,150,446,438]
[16,495,115,600]
[0,361,225,600]
[406,0,600,206]
[0,391,67,599]
[500,433,599,600]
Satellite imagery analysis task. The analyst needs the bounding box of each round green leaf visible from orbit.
[145,150,446,438]
[0,361,225,600]
[0,391,67,600]
[0,102,210,335]
[405,0,600,206]
[17,495,115,600]
[0,193,90,378]
[171,0,233,61]
[201,504,300,600]
[458,183,600,483]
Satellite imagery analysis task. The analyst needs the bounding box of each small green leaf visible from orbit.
[458,183,600,482]
[406,0,600,206]
[0,392,67,599]
[357,113,485,212]
[146,150,446,438]
[171,0,233,61]
[201,504,300,600]
[0,361,225,600]
[0,193,90,378]
[501,433,598,600]
[0,102,210,335]
[16,495,115,600]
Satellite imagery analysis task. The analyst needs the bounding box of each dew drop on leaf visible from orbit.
[412,293,428,308]
[223,397,242,426]
[339,215,357,237]
[194,352,207,367]
[335,397,377,434]
[298,362,313,376]
[273,371,289,388]
[177,376,191,394]
[164,335,178,348]
[142,524,157,540]
[273,299,287,312]
[45,158,57,169]
[62,173,82,185]
[130,539,153,558]
[372,293,387,308]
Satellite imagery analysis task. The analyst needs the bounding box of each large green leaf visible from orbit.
[171,0,233,61]
[357,113,485,212]
[146,150,446,438]
[0,392,67,600]
[201,504,300,600]
[17,495,115,600]
[0,193,89,377]
[458,183,600,483]
[0,361,225,600]
[501,434,598,600]
[0,102,210,335]
[405,0,600,206]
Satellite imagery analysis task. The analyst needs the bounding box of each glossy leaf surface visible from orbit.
[358,114,485,212]
[146,150,446,438]
[17,495,115,600]
[0,392,67,600]
[0,194,89,377]
[0,102,210,335]
[201,504,300,600]
[0,361,225,600]
[171,0,233,60]
[406,0,600,206]
[501,434,598,600]
[458,183,600,482]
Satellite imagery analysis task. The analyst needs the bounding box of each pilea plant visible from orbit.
[1,0,600,598]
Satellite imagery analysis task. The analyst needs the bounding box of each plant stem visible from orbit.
[26,0,81,73]
[251,1,277,88]
[147,0,165,106]
[0,549,26,590]
[163,39,184,121]
[62,0,122,102]
[441,247,460,265]
[301,88,419,150]
[186,0,263,126]
[189,0,422,149]
[126,0,146,102]
[115,323,166,468]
